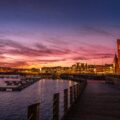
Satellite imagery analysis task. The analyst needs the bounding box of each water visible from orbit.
[0,79,76,120]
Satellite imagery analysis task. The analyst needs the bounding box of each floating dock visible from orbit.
[0,77,41,91]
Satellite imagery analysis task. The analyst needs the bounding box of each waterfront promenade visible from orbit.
[64,80,120,120]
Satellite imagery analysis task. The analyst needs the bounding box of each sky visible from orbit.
[0,0,120,68]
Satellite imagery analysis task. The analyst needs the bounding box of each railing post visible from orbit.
[77,84,80,97]
[75,84,78,99]
[70,86,73,106]
[27,103,40,120]
[77,84,79,97]
[64,89,68,115]
[73,85,77,101]
[53,93,59,120]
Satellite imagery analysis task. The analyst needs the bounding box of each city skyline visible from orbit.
[0,0,120,68]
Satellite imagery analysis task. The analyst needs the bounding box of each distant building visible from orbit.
[71,63,87,73]
[113,39,120,73]
[113,54,119,73]
[117,39,120,65]
[41,66,70,74]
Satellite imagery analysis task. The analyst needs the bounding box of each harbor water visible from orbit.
[0,79,76,120]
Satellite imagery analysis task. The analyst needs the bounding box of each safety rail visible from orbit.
[27,80,87,120]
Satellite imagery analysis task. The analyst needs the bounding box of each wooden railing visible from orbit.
[27,80,87,120]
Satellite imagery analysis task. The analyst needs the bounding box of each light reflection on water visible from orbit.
[0,79,76,120]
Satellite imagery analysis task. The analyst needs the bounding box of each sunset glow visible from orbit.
[0,0,120,68]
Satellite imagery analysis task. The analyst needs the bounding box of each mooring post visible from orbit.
[64,89,68,115]
[27,103,40,120]
[53,93,59,120]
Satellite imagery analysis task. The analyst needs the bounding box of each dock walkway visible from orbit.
[64,80,120,120]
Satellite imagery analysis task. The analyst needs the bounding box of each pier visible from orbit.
[63,80,120,120]
[26,75,120,120]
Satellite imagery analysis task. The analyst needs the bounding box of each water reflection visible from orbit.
[0,79,76,120]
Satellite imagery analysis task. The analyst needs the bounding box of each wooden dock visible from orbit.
[63,80,120,120]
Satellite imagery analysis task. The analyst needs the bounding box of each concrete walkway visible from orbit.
[64,80,120,120]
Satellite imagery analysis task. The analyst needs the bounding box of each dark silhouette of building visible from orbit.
[113,39,120,73]
[113,54,118,73]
